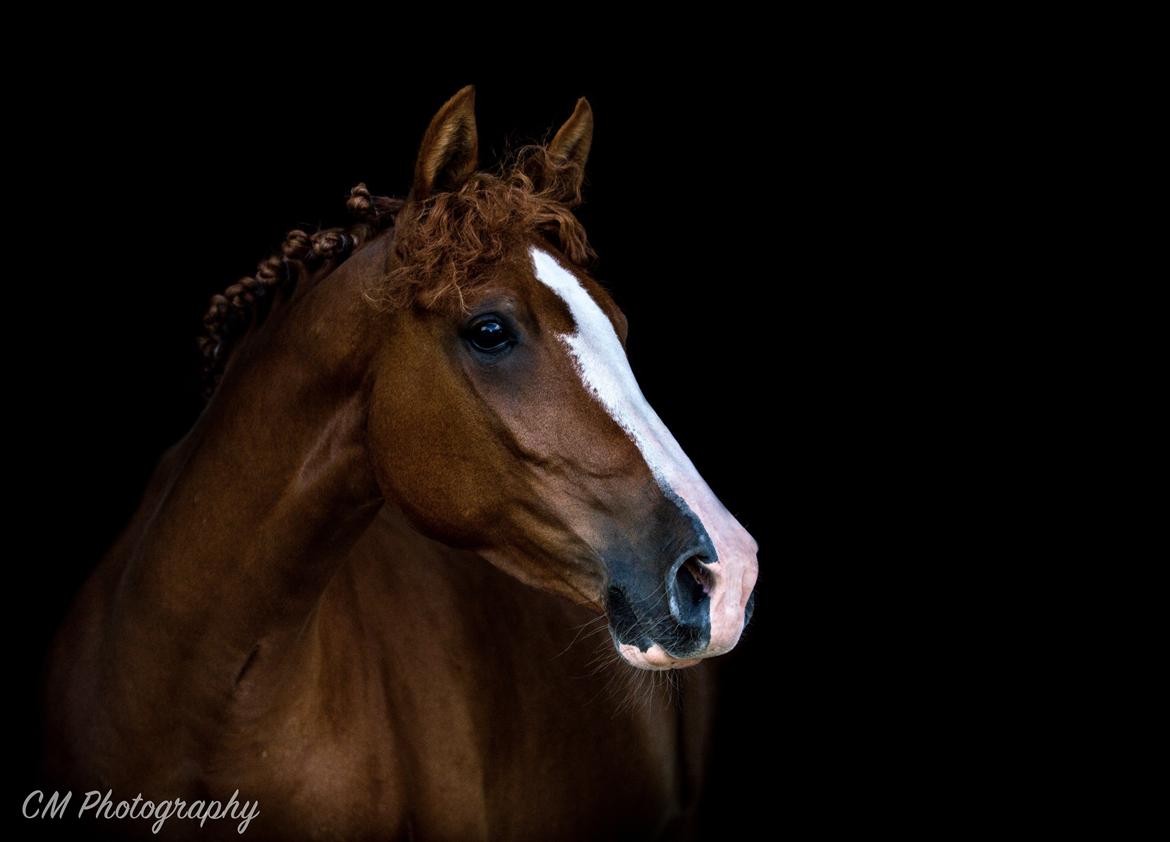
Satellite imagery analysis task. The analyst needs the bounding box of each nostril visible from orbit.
[682,556,713,597]
[671,554,711,621]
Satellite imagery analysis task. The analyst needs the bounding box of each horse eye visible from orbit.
[467,319,511,353]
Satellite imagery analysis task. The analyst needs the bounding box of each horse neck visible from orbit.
[106,235,391,707]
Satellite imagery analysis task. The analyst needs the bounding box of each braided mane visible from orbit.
[197,145,594,398]
[197,185,402,396]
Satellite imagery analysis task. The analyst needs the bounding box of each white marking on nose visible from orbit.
[529,246,758,656]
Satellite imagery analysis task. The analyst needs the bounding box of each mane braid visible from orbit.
[196,184,403,397]
[196,144,594,398]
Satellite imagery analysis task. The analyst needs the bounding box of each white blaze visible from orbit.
[529,246,758,658]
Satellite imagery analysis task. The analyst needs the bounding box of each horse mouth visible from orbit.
[604,585,705,671]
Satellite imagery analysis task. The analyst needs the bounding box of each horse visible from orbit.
[43,86,760,840]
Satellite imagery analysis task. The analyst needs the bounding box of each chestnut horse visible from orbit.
[44,87,759,840]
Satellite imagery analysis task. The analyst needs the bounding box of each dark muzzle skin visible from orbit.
[601,494,757,666]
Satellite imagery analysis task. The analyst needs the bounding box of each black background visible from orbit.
[8,47,902,839]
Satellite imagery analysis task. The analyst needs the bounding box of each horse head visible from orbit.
[366,87,759,670]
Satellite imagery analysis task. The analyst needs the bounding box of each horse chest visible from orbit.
[227,659,692,840]
[220,556,704,839]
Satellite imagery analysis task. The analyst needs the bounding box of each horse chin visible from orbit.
[615,641,703,671]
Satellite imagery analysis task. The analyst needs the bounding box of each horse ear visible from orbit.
[411,85,479,200]
[545,97,593,200]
